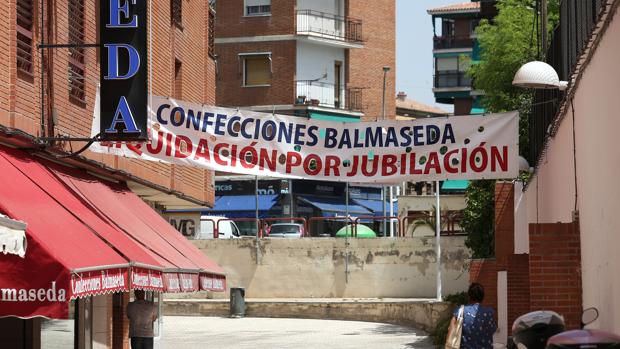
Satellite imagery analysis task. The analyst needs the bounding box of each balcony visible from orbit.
[434,71,472,89]
[295,80,363,112]
[433,35,474,50]
[296,10,363,48]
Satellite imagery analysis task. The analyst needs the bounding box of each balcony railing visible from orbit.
[296,80,363,112]
[434,71,472,88]
[433,35,474,50]
[296,10,363,44]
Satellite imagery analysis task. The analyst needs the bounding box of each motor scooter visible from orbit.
[510,308,620,348]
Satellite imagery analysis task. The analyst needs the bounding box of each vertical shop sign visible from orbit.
[99,0,148,140]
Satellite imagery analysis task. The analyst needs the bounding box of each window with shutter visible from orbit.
[68,0,86,104]
[16,0,34,77]
[245,0,271,16]
[243,54,271,86]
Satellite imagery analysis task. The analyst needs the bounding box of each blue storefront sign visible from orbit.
[99,0,148,141]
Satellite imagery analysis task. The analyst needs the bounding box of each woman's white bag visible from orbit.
[445,305,465,349]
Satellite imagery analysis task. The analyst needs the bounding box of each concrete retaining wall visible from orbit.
[163,298,452,332]
[188,237,469,299]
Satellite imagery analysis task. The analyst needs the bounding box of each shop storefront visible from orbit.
[0,145,226,348]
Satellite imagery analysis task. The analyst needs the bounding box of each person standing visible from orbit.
[446,283,497,349]
[127,289,158,349]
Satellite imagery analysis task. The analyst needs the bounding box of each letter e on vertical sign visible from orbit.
[99,0,147,141]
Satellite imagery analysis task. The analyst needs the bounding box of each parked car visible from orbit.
[197,216,241,239]
[265,223,305,238]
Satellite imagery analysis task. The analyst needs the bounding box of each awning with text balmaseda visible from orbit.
[0,145,226,319]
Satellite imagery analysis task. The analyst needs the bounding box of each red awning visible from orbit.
[0,145,226,319]
[51,165,226,292]
[0,147,129,318]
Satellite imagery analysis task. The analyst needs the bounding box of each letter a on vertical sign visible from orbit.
[99,0,147,141]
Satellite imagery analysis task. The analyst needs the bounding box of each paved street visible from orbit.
[160,316,434,349]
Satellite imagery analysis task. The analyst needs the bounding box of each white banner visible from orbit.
[90,94,519,184]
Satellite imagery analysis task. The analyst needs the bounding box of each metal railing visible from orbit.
[528,0,606,167]
[432,35,474,50]
[296,9,363,43]
[296,80,363,112]
[434,71,472,88]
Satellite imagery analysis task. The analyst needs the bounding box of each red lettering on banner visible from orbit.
[381,155,398,176]
[147,131,164,154]
[424,152,442,175]
[286,152,302,173]
[164,132,174,157]
[303,154,322,176]
[491,146,508,172]
[409,153,423,175]
[360,155,378,177]
[325,156,340,176]
[174,135,192,158]
[194,139,210,161]
[444,149,459,173]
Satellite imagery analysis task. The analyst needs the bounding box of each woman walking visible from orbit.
[446,283,497,349]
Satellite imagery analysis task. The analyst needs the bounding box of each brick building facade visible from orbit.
[470,182,583,343]
[214,0,395,121]
[0,0,216,207]
[0,1,218,348]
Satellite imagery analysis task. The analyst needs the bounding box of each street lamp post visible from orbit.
[381,66,390,236]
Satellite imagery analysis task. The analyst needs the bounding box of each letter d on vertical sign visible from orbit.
[99,0,147,141]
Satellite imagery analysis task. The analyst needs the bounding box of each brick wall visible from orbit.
[0,1,215,206]
[506,253,530,331]
[495,182,515,269]
[112,292,130,349]
[529,222,582,329]
[347,0,396,120]
[215,0,295,38]
[470,258,498,314]
[215,41,296,107]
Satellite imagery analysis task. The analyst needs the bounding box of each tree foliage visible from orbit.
[462,180,496,259]
[461,0,558,258]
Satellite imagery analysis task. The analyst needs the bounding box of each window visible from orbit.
[441,18,454,37]
[171,0,182,27]
[241,54,271,86]
[245,0,271,16]
[208,7,215,58]
[436,57,458,72]
[68,0,86,104]
[16,0,34,76]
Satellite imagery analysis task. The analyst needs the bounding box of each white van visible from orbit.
[197,216,241,239]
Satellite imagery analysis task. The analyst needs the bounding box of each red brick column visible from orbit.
[529,222,582,329]
[470,258,498,314]
[113,292,130,349]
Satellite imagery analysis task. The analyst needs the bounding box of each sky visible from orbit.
[396,0,459,113]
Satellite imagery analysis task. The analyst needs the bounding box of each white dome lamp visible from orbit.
[512,61,568,91]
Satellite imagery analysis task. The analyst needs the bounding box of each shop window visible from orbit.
[16,0,34,77]
[68,0,86,105]
[245,0,271,16]
[241,54,271,86]
[171,0,182,28]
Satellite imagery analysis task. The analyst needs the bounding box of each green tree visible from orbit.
[461,180,496,258]
[461,0,558,258]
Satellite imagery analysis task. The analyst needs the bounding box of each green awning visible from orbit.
[433,51,472,58]
[441,180,469,191]
[310,111,360,123]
